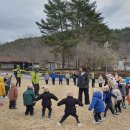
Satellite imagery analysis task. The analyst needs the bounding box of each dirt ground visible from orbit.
[0,77,130,130]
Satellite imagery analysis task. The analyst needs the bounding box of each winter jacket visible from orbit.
[44,74,49,80]
[51,73,56,79]
[72,74,77,79]
[118,83,126,96]
[12,69,24,78]
[98,76,104,84]
[0,77,5,96]
[8,86,18,101]
[112,88,122,101]
[59,75,63,80]
[36,92,58,107]
[23,88,35,106]
[31,71,40,84]
[103,91,117,105]
[65,73,70,79]
[77,72,89,88]
[89,92,105,113]
[57,96,83,114]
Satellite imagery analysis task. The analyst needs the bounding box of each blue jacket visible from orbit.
[89,92,104,113]
[103,91,117,105]
[51,73,56,79]
[59,75,64,80]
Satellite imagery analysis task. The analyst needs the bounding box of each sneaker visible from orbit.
[93,121,100,125]
[57,122,61,127]
[102,117,106,120]
[115,113,119,115]
[78,123,82,127]
[99,119,103,122]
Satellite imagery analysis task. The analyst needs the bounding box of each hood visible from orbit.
[0,77,4,83]
[93,92,102,99]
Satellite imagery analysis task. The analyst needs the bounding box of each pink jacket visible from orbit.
[8,86,18,101]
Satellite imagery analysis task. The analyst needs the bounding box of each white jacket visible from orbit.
[112,88,122,101]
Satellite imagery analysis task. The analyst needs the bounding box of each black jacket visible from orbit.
[36,92,58,107]
[77,72,89,88]
[57,96,83,114]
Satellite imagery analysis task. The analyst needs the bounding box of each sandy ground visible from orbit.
[0,77,130,130]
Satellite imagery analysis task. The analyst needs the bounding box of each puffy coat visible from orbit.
[44,74,49,80]
[0,77,5,96]
[59,75,64,80]
[103,91,117,105]
[36,92,58,107]
[77,72,89,88]
[89,92,104,113]
[65,73,70,79]
[31,71,40,84]
[23,88,35,106]
[51,73,56,79]
[112,88,122,101]
[8,86,18,101]
[118,83,126,96]
[57,96,83,114]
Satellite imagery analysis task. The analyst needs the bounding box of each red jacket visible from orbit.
[8,86,18,101]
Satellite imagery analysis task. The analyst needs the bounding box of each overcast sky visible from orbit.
[0,0,130,43]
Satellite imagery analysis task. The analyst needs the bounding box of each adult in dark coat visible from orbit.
[77,66,90,105]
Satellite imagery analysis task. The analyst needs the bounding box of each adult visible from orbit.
[77,66,90,105]
[44,72,50,85]
[51,72,56,85]
[72,71,77,86]
[31,65,40,96]
[12,65,24,87]
[65,72,70,85]
[91,73,95,88]
[98,74,104,87]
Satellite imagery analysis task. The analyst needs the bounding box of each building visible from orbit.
[116,56,130,71]
[0,56,32,69]
[44,60,62,70]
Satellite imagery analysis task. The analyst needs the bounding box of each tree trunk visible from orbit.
[62,50,65,69]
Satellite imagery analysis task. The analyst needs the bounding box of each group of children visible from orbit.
[0,72,130,127]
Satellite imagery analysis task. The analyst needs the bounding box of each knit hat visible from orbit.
[44,86,49,92]
[27,86,33,89]
[103,85,109,92]
[67,91,73,96]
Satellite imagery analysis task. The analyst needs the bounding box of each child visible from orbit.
[59,72,63,85]
[112,85,122,114]
[44,72,49,85]
[98,74,104,87]
[8,82,18,109]
[36,86,58,118]
[88,88,105,124]
[5,75,12,97]
[23,86,35,115]
[0,77,5,106]
[51,72,56,85]
[65,72,70,85]
[57,91,83,127]
[118,78,126,109]
[103,85,117,118]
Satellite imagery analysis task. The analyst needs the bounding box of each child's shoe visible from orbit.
[93,121,100,125]
[115,113,119,115]
[57,122,61,127]
[78,123,82,127]
[99,119,103,122]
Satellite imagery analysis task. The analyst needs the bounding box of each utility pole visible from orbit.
[104,41,109,73]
